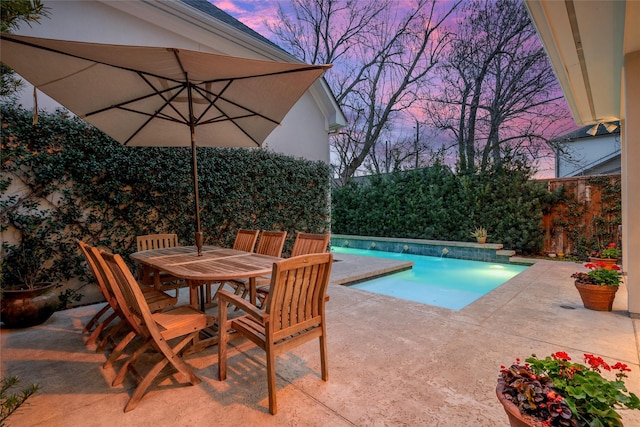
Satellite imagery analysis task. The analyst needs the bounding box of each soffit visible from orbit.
[525,0,631,125]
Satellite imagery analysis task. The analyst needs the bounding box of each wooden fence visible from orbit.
[538,174,621,256]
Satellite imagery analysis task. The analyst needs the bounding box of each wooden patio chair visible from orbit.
[135,233,187,296]
[290,232,330,257]
[78,240,121,348]
[217,253,333,415]
[78,241,177,351]
[79,242,178,373]
[255,232,329,307]
[99,251,215,412]
[204,228,259,306]
[136,233,179,252]
[255,230,288,258]
[232,228,260,252]
[237,230,288,305]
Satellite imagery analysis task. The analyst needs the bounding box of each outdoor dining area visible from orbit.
[3,242,640,426]
[76,230,332,414]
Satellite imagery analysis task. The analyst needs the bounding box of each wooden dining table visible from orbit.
[130,245,280,310]
[130,245,280,352]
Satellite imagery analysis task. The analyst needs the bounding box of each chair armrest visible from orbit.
[217,289,266,323]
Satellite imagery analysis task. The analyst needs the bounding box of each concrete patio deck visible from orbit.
[2,254,639,426]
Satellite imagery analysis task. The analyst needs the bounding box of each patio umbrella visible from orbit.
[0,34,331,255]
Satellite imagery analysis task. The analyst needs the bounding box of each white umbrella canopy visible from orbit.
[1,34,331,253]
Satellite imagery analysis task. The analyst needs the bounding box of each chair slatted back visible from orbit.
[100,252,149,337]
[78,240,123,347]
[290,232,330,257]
[255,230,287,257]
[265,253,333,341]
[233,229,259,252]
[136,234,179,252]
[78,241,119,311]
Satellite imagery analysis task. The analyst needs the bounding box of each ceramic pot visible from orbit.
[476,237,487,244]
[574,280,619,311]
[1,283,59,328]
[496,388,546,427]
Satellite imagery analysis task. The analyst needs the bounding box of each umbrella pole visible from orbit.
[192,135,203,256]
[188,80,203,256]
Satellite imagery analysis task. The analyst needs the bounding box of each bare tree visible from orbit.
[269,0,462,186]
[365,120,436,174]
[428,0,568,175]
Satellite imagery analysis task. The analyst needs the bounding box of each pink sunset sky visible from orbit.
[210,0,579,178]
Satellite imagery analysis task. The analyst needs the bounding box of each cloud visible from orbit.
[210,0,285,37]
[211,0,243,14]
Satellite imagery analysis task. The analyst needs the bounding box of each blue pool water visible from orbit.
[331,247,528,310]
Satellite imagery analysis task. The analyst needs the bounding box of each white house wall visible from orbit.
[11,0,332,163]
[264,93,331,161]
[557,134,621,177]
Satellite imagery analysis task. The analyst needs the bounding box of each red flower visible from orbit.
[608,243,616,248]
[585,354,611,372]
[553,351,571,361]
[612,362,631,372]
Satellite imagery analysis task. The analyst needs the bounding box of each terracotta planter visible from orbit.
[574,280,619,311]
[476,237,487,244]
[589,257,618,267]
[0,283,59,328]
[496,388,546,427]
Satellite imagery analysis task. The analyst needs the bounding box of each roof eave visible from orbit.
[524,0,626,126]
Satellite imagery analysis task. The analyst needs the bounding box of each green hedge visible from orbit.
[331,161,555,254]
[1,104,331,305]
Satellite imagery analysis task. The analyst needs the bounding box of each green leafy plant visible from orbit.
[551,176,621,260]
[1,207,53,290]
[331,160,550,253]
[0,376,39,426]
[1,104,331,304]
[571,262,622,287]
[499,352,640,427]
[592,243,622,260]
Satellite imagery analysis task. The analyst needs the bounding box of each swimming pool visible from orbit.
[331,247,528,310]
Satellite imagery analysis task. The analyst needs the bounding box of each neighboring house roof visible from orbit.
[556,121,620,142]
[554,121,621,177]
[175,0,346,132]
[179,0,282,51]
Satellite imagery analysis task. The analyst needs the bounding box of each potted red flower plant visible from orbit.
[497,351,640,426]
[571,262,622,311]
[589,242,621,266]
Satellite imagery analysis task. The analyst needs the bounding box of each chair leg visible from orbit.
[158,333,201,383]
[217,302,228,381]
[266,345,277,415]
[86,310,118,347]
[83,304,111,333]
[124,359,169,412]
[124,333,200,413]
[113,339,152,386]
[91,312,120,350]
[319,334,329,381]
[104,330,136,369]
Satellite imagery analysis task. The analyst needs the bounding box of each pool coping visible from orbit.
[331,234,517,263]
[329,252,414,286]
